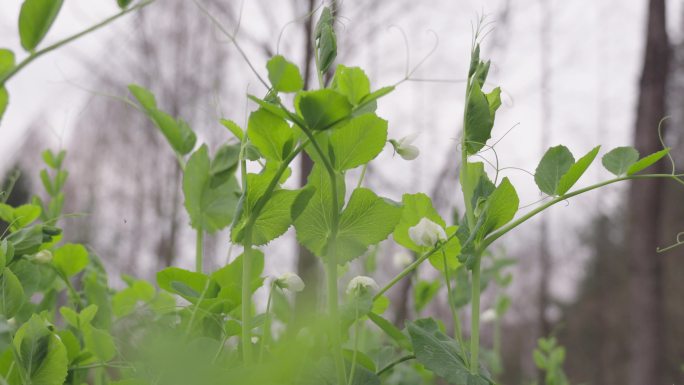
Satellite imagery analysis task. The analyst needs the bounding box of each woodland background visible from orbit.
[1,0,683,384]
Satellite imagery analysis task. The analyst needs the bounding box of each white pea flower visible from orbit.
[33,250,53,264]
[251,336,259,344]
[481,308,497,324]
[346,276,379,296]
[276,272,305,292]
[392,252,413,268]
[408,218,447,247]
[390,134,420,160]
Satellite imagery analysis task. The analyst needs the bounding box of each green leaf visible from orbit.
[83,325,116,362]
[0,203,41,231]
[267,55,304,93]
[0,49,15,78]
[183,145,240,233]
[251,189,301,245]
[315,7,337,73]
[0,87,8,123]
[52,243,89,277]
[602,146,639,176]
[294,165,345,257]
[156,267,219,302]
[534,145,575,196]
[19,0,64,52]
[332,65,370,105]
[464,81,493,154]
[335,188,402,264]
[220,119,244,141]
[556,146,600,195]
[296,89,352,131]
[128,84,196,155]
[413,279,441,312]
[211,250,264,310]
[408,318,470,384]
[1,268,24,318]
[329,114,388,170]
[13,315,68,385]
[627,148,670,175]
[393,193,445,252]
[59,307,79,328]
[428,226,461,271]
[486,87,502,119]
[357,86,394,110]
[117,0,134,9]
[480,177,519,236]
[112,280,155,317]
[247,109,296,161]
[367,312,412,351]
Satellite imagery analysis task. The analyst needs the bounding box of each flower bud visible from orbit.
[33,250,53,264]
[276,272,305,292]
[481,308,497,323]
[390,134,420,160]
[346,276,379,296]
[392,252,413,269]
[408,218,447,247]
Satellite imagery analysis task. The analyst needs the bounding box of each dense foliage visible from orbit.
[1,1,681,385]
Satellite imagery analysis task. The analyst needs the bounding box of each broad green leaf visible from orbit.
[117,0,134,9]
[0,268,24,318]
[247,108,296,161]
[220,119,244,141]
[428,226,461,271]
[393,193,445,252]
[83,325,116,362]
[329,114,387,170]
[464,81,493,154]
[556,146,600,195]
[0,87,7,123]
[480,177,518,236]
[6,224,60,257]
[534,145,575,195]
[267,55,304,93]
[211,250,264,310]
[83,270,112,329]
[294,165,345,256]
[13,315,68,385]
[53,243,88,277]
[627,148,670,175]
[19,0,65,52]
[210,144,240,184]
[332,65,370,105]
[156,267,219,301]
[250,189,301,245]
[59,307,79,328]
[602,146,639,176]
[78,304,98,325]
[0,240,9,269]
[0,49,14,82]
[183,145,240,233]
[335,188,402,264]
[112,280,155,317]
[407,318,469,384]
[247,95,292,121]
[296,89,352,131]
[0,203,41,231]
[56,330,79,363]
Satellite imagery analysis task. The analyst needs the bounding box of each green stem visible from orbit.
[356,164,368,189]
[470,256,482,375]
[480,173,678,251]
[347,306,360,385]
[0,0,155,85]
[241,231,254,365]
[442,251,468,366]
[376,355,416,376]
[259,280,276,363]
[195,229,204,273]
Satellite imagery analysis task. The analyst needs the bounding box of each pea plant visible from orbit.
[1,4,681,385]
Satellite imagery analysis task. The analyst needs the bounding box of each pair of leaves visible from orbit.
[296,89,352,131]
[0,203,41,232]
[295,166,401,264]
[315,7,337,74]
[408,318,494,385]
[183,145,241,233]
[602,146,670,176]
[535,145,600,196]
[61,305,116,362]
[129,84,197,155]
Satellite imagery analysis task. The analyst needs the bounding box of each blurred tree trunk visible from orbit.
[627,0,670,384]
[295,0,319,316]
